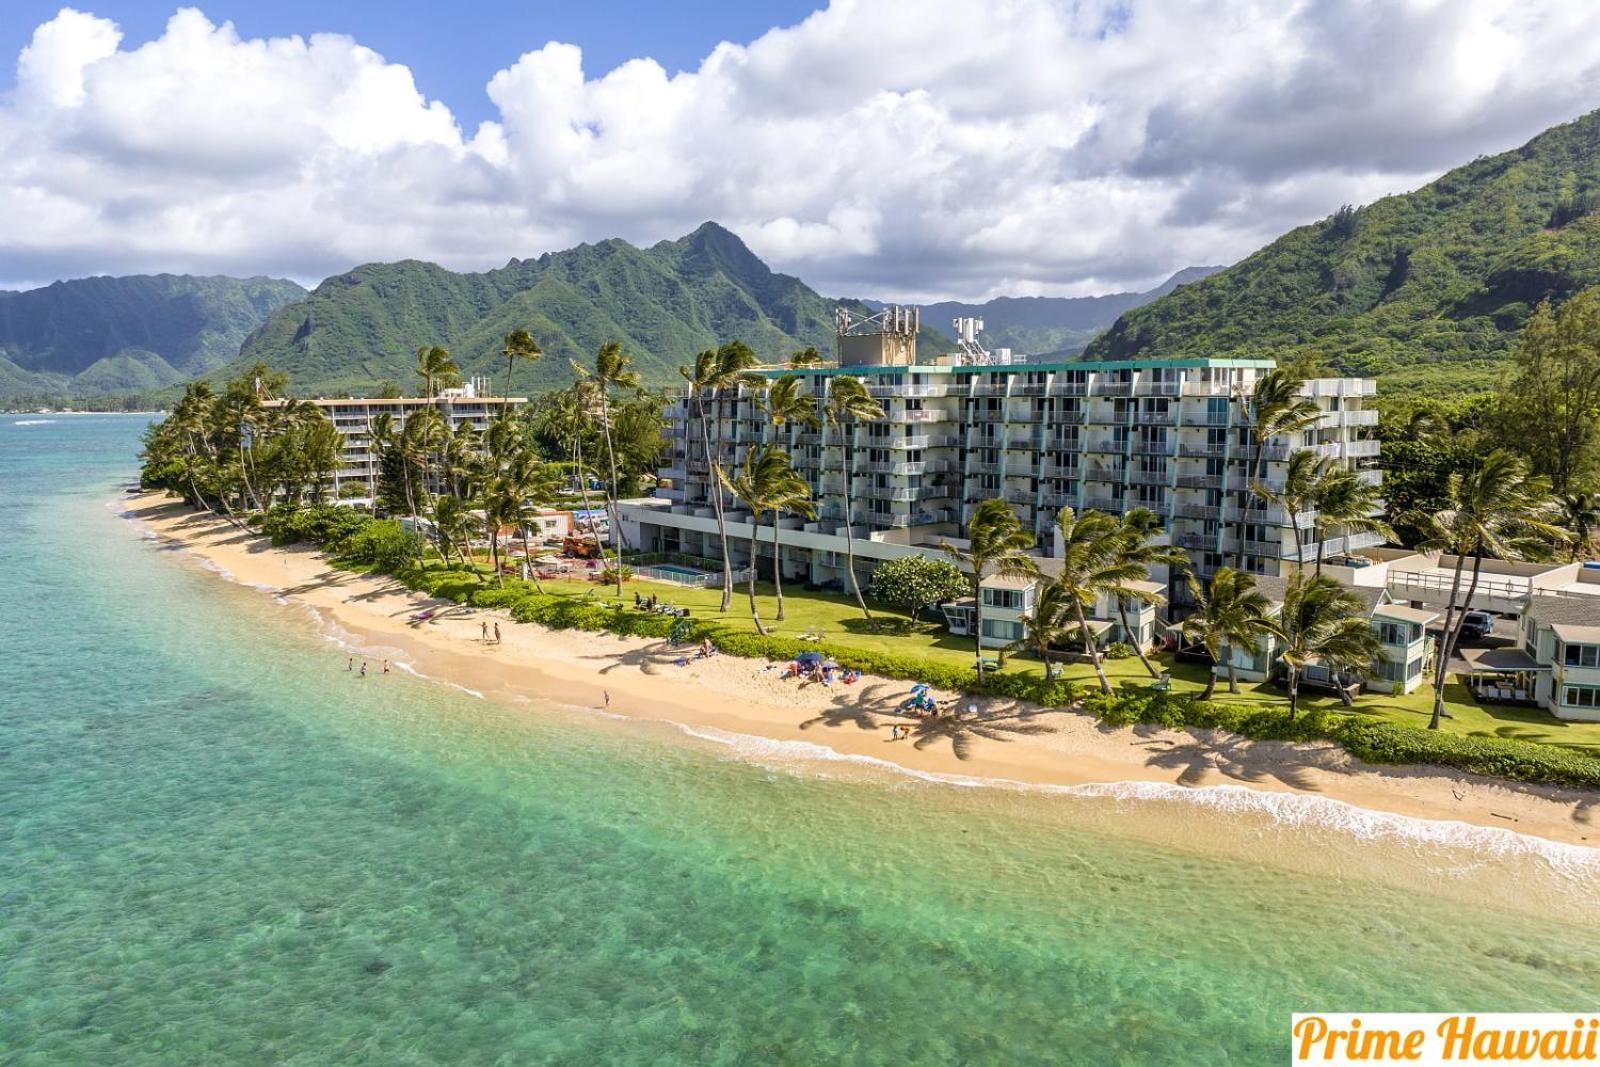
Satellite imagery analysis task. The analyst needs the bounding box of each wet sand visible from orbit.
[126,493,1600,849]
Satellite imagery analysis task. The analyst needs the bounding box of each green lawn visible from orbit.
[510,568,1600,757]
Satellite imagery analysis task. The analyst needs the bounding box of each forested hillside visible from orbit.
[0,274,304,400]
[1085,109,1600,391]
[228,223,930,396]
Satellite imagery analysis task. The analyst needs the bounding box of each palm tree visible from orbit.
[1234,369,1321,567]
[789,346,826,368]
[679,343,764,611]
[501,328,541,400]
[758,376,823,620]
[823,375,885,625]
[573,342,642,594]
[1559,490,1599,561]
[502,446,560,593]
[416,345,459,400]
[1409,450,1567,729]
[1253,448,1333,565]
[1016,580,1077,679]
[1050,507,1151,694]
[367,412,395,511]
[1277,573,1383,719]
[398,407,446,564]
[940,498,1039,681]
[431,493,476,569]
[718,445,810,635]
[1112,507,1186,678]
[1180,568,1280,699]
[1308,468,1394,574]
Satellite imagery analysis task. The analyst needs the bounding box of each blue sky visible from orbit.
[4,1,1599,297]
[0,1,827,129]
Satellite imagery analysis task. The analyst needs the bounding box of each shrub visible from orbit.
[597,564,633,585]
[1102,641,1134,660]
[335,520,419,573]
[867,555,969,620]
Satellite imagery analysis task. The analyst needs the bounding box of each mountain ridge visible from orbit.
[1083,108,1600,390]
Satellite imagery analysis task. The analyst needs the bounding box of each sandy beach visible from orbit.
[125,492,1600,849]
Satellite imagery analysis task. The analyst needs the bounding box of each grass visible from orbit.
[487,565,1600,758]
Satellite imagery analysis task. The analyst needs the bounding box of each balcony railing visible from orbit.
[1179,441,1226,458]
[1177,473,1224,489]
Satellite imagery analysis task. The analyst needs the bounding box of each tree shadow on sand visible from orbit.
[1136,728,1327,791]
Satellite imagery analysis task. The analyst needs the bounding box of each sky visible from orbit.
[3,0,1600,301]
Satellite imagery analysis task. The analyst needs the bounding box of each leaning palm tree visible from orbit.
[416,345,459,400]
[940,498,1039,681]
[1112,507,1187,678]
[679,343,765,611]
[718,445,809,635]
[1408,450,1567,729]
[1253,448,1333,566]
[502,446,561,593]
[1559,490,1599,561]
[823,376,885,625]
[1276,573,1383,719]
[1234,368,1321,567]
[1308,467,1394,575]
[1052,507,1150,694]
[501,328,541,400]
[1016,580,1077,679]
[1180,568,1281,699]
[789,346,826,368]
[574,342,642,594]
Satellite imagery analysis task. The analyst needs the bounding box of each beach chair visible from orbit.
[1152,672,1172,692]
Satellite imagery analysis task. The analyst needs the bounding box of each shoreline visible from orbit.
[125,492,1600,851]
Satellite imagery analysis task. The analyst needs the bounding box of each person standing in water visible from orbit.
[347,655,353,672]
[359,661,367,678]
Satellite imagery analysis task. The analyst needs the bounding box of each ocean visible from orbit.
[3,414,1597,1065]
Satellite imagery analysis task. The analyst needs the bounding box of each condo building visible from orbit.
[619,324,1382,622]
[263,378,524,503]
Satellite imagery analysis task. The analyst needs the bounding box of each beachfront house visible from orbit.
[1518,596,1600,722]
[1203,576,1435,695]
[941,573,1036,650]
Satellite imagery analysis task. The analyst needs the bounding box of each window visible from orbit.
[982,619,1023,640]
[982,587,1024,610]
[1375,621,1417,646]
[1563,643,1600,669]
[1561,686,1600,708]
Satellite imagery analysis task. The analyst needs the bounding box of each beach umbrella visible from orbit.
[796,651,824,665]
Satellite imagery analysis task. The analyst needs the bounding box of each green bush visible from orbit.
[335,520,419,573]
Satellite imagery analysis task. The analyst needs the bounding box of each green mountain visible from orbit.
[230,222,932,396]
[896,266,1224,358]
[1084,108,1600,391]
[0,274,305,400]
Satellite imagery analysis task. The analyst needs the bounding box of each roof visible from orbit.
[1460,647,1551,673]
[1077,618,1115,636]
[1551,623,1600,644]
[982,572,1038,590]
[1372,603,1438,625]
[1126,579,1166,596]
[1527,594,1600,628]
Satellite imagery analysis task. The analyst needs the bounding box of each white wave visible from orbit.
[11,419,56,425]
[668,721,1600,877]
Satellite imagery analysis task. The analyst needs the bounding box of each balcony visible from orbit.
[1132,410,1175,424]
[1133,438,1175,455]
[1241,539,1283,560]
[1087,437,1127,453]
[1083,466,1122,483]
[1179,441,1226,458]
[1177,473,1224,489]
[1040,463,1079,479]
[968,460,1004,475]
[1129,468,1170,486]
[1083,495,1124,512]
[1177,504,1221,521]
[1005,489,1036,505]
[894,409,951,424]
[1177,532,1215,550]
[1090,381,1134,396]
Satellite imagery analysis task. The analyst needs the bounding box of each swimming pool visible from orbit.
[651,564,709,579]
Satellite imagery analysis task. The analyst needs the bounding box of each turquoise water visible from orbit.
[3,415,1598,1065]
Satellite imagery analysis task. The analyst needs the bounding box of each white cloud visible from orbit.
[3,0,1600,299]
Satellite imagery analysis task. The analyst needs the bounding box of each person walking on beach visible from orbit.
[481,620,489,643]
[494,622,501,644]
[382,660,390,675]
[604,690,611,710]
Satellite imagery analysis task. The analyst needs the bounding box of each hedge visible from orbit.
[227,512,1600,794]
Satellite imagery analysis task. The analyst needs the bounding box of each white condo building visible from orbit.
[264,379,524,503]
[619,352,1383,621]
